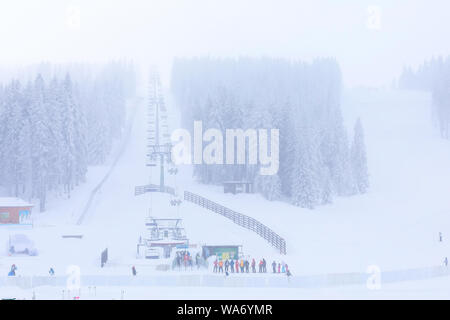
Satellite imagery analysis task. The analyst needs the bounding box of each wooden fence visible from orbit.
[184,191,286,254]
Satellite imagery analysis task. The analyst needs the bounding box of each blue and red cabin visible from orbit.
[0,198,33,225]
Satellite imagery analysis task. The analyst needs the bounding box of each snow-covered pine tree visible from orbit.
[170,57,367,208]
[46,78,65,193]
[30,74,51,211]
[290,125,321,209]
[60,74,78,198]
[0,81,22,195]
[0,63,136,211]
[255,174,282,201]
[320,166,333,205]
[350,118,369,194]
[277,100,296,197]
[12,81,32,198]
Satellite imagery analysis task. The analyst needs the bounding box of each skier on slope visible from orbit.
[286,268,292,282]
[132,266,137,276]
[8,264,17,276]
[218,260,224,273]
[184,253,189,270]
[49,267,55,276]
[444,257,448,267]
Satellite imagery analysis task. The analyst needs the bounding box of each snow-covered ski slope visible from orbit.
[175,88,450,275]
[0,82,272,277]
[74,90,272,272]
[2,86,450,293]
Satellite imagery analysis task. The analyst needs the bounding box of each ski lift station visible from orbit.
[0,198,33,225]
[137,217,189,259]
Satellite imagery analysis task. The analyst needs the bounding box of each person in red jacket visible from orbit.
[213,259,218,273]
[235,260,239,273]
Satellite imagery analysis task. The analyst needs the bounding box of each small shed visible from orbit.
[202,245,242,260]
[223,181,253,194]
[0,198,33,225]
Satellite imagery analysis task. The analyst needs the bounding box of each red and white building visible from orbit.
[0,198,33,225]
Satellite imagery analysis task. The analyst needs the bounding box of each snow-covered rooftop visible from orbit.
[0,197,33,207]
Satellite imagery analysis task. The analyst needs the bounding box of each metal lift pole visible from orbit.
[135,70,173,197]
[160,156,165,192]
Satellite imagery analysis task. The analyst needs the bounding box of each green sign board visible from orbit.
[203,246,239,260]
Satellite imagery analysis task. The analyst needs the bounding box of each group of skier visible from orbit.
[173,251,204,270]
[213,258,291,276]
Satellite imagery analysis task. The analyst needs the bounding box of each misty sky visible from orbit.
[0,0,449,87]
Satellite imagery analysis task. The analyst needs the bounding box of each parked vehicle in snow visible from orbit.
[7,234,38,256]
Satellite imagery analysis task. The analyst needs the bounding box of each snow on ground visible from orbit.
[1,86,450,299]
[0,86,273,278]
[176,88,450,275]
[3,274,450,300]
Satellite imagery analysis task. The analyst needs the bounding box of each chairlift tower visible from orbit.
[135,70,173,196]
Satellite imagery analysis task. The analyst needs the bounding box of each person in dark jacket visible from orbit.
[195,253,200,269]
[235,260,239,273]
[132,266,137,276]
[230,259,234,273]
[262,258,267,273]
[283,263,291,279]
[225,259,229,273]
[286,268,292,278]
[251,259,256,273]
[49,267,55,276]
[272,261,277,273]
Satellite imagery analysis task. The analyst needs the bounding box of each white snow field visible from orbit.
[178,88,450,274]
[2,86,450,299]
[4,275,450,300]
